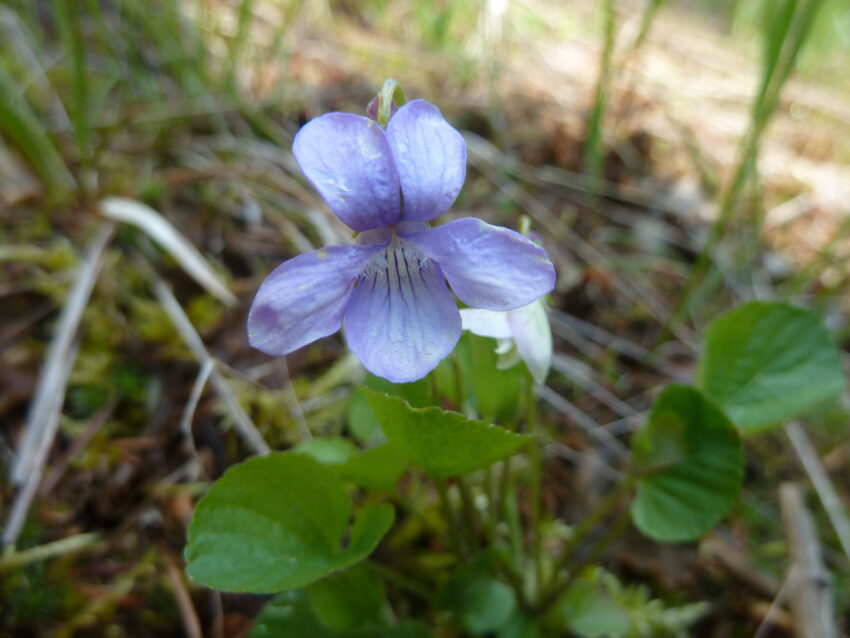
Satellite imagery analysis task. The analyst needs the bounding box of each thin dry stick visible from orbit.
[544,440,624,481]
[4,224,115,546]
[99,198,236,306]
[163,551,203,638]
[178,358,215,480]
[552,353,639,419]
[786,421,850,564]
[779,481,836,638]
[40,400,116,496]
[752,567,795,638]
[151,278,270,456]
[273,358,312,441]
[535,383,629,458]
[0,532,100,573]
[550,309,650,362]
[10,222,114,484]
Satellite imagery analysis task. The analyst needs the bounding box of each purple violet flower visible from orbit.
[247,99,555,383]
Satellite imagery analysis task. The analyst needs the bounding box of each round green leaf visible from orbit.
[436,552,517,635]
[307,564,386,632]
[560,577,629,638]
[697,301,844,431]
[185,452,394,593]
[630,385,743,542]
[362,389,530,479]
[250,591,337,637]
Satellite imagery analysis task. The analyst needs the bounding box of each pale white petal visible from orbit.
[460,308,512,339]
[508,300,552,383]
[495,339,522,370]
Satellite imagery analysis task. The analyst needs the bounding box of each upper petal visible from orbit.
[387,99,466,222]
[460,308,512,339]
[508,301,552,383]
[344,247,461,382]
[293,113,401,231]
[247,244,385,355]
[401,218,556,310]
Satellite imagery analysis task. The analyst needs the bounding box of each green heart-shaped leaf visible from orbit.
[185,453,394,593]
[337,443,410,491]
[697,301,844,431]
[294,436,409,491]
[631,385,743,542]
[348,374,434,444]
[295,436,360,464]
[363,389,530,478]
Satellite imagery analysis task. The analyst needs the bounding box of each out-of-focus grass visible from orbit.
[678,0,828,317]
[584,0,617,200]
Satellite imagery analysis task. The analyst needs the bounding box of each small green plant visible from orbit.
[182,83,846,635]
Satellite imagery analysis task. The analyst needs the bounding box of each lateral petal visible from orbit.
[247,244,385,355]
[401,218,555,310]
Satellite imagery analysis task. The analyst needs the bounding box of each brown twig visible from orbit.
[163,550,203,638]
[779,482,836,638]
[151,276,270,457]
[786,421,850,565]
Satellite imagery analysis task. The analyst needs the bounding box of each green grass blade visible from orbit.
[584,0,617,200]
[54,0,92,162]
[0,62,74,202]
[227,0,257,91]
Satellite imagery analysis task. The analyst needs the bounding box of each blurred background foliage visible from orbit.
[1,0,850,635]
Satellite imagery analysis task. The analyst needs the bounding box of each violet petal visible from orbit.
[344,248,461,382]
[387,99,466,222]
[402,218,555,310]
[247,243,385,355]
[293,113,401,231]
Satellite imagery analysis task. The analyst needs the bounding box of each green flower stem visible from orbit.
[506,485,526,560]
[544,475,636,593]
[376,78,406,126]
[365,559,431,601]
[456,476,482,551]
[484,465,498,543]
[435,476,467,555]
[525,375,544,602]
[536,506,631,613]
[495,453,512,518]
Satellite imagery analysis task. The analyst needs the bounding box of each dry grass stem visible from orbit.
[786,421,850,565]
[152,278,270,456]
[4,223,114,546]
[779,481,837,638]
[99,197,236,306]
